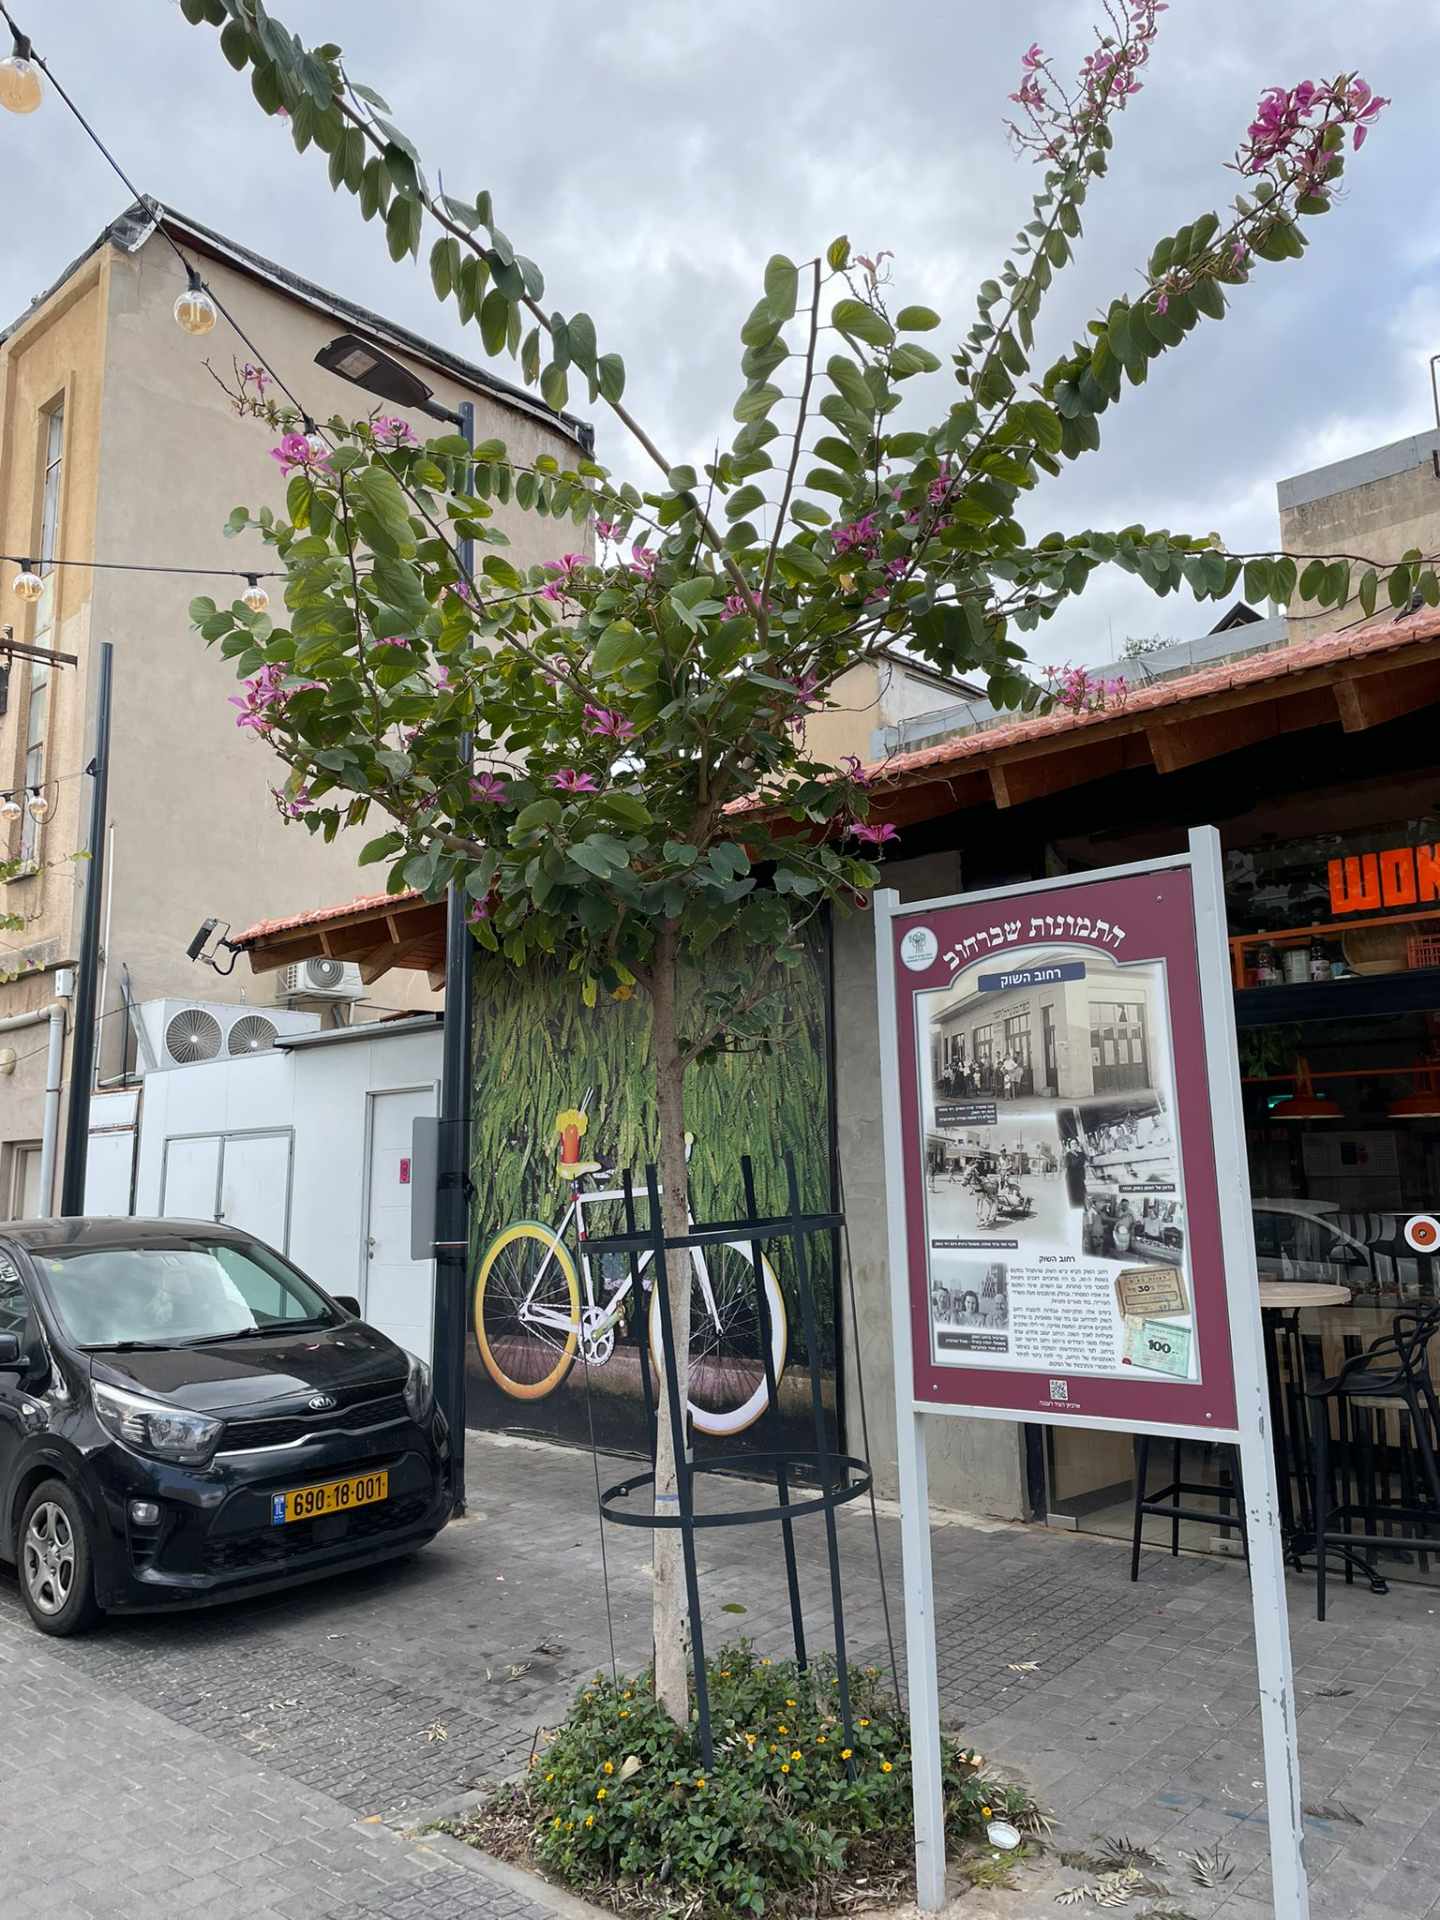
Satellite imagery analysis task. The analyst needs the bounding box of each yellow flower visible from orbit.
[785,1698,797,1708]
[866,1666,879,1678]
[695,1777,707,1791]
[881,1761,894,1774]
[622,1691,633,1700]
[744,1734,756,1747]
[545,1772,555,1783]
[841,1749,853,1761]
[781,1763,790,1774]
[552,1817,563,1830]
[585,1814,595,1828]
[596,1788,607,1801]
[816,1735,827,1745]
[761,1658,771,1667]
[777,1724,788,1735]
[602,1760,614,1775]
[720,1669,731,1678]
[769,1744,778,1754]
[619,1710,630,1719]
[790,1749,802,1762]
[981,1806,993,1819]
[858,1718,870,1728]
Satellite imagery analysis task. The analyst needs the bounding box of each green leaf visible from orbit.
[890,343,942,378]
[220,19,250,68]
[359,832,404,867]
[385,194,422,262]
[733,383,782,424]
[521,325,541,386]
[429,236,461,301]
[1243,559,1272,604]
[514,798,563,833]
[1359,568,1378,618]
[540,361,569,411]
[566,311,598,374]
[188,595,218,624]
[831,298,893,348]
[812,435,859,473]
[591,620,642,677]
[482,554,524,590]
[763,254,799,322]
[725,485,767,521]
[826,234,850,270]
[895,305,941,332]
[595,354,625,404]
[1298,558,1327,602]
[480,289,510,357]
[351,465,416,549]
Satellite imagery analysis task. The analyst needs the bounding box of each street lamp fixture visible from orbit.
[0,28,42,114]
[314,332,462,426]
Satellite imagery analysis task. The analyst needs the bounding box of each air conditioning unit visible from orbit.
[131,1000,321,1074]
[278,958,364,1003]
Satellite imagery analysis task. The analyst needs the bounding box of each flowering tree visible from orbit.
[178,0,1394,1720]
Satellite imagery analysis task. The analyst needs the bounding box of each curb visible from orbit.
[408,1825,615,1918]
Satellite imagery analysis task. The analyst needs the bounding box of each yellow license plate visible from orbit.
[271,1469,389,1525]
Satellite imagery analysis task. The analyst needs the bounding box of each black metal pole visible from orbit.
[436,400,475,1512]
[59,640,112,1216]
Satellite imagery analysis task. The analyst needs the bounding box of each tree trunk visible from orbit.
[648,921,693,1725]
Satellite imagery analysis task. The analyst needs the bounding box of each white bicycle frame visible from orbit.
[518,1170,726,1350]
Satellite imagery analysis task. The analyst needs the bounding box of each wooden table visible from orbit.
[1259,1282,1353,1312]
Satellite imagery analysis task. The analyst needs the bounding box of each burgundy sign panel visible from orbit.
[891,865,1238,1433]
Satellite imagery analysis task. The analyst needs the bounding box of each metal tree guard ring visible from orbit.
[600,1451,873,1529]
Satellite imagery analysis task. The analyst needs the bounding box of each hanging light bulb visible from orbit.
[0,32,43,115]
[173,269,217,337]
[12,562,42,603]
[25,786,49,824]
[0,793,21,824]
[242,576,270,615]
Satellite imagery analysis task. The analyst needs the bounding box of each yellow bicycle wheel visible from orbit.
[474,1222,580,1401]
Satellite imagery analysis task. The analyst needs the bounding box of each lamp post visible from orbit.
[316,334,474,1512]
[59,641,112,1215]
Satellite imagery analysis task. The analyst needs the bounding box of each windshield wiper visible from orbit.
[185,1318,333,1345]
[82,1339,179,1353]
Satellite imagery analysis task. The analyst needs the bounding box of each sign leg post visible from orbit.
[1237,1422,1310,1920]
[895,1406,946,1912]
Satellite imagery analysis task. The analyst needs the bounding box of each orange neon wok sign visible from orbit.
[1328,843,1440,915]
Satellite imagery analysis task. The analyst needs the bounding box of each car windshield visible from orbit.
[29,1238,339,1349]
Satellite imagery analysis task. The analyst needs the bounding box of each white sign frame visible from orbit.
[875,827,1308,1917]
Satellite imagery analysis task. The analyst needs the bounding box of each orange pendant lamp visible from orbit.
[1272,1056,1342,1121]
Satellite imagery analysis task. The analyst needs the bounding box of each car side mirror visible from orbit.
[333,1295,361,1318]
[0,1331,24,1370]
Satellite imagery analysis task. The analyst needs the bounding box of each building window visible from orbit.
[5,1141,43,1220]
[18,404,62,866]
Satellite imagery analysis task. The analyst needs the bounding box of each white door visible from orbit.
[364,1088,436,1363]
[218,1131,292,1251]
[84,1131,135,1216]
[162,1135,221,1221]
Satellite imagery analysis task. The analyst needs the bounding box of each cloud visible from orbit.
[3,0,1428,673]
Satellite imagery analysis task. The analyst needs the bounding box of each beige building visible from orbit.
[1278,426,1440,641]
[0,201,590,1217]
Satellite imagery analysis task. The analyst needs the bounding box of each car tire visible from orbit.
[17,1479,102,1637]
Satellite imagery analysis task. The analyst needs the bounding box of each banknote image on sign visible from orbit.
[919,936,1201,1385]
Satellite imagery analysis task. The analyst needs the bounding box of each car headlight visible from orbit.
[403,1353,434,1424]
[93,1380,223,1466]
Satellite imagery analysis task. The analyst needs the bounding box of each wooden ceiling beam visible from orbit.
[1146,702,1280,774]
[1332,661,1440,734]
[988,737,1132,809]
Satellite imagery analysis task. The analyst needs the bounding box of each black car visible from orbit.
[0,1218,452,1635]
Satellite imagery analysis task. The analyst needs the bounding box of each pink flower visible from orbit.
[469,771,510,804]
[373,635,412,650]
[840,755,872,788]
[627,543,657,579]
[595,519,619,541]
[228,664,297,735]
[272,783,312,818]
[724,590,754,618]
[445,579,477,607]
[539,552,588,603]
[467,895,493,924]
[240,363,270,395]
[549,769,600,793]
[583,705,636,743]
[269,432,331,477]
[1021,42,1044,70]
[372,416,417,446]
[851,820,899,848]
[434,665,452,690]
[833,514,879,556]
[1152,291,1169,316]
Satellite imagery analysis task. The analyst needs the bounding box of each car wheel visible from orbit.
[18,1479,102,1637]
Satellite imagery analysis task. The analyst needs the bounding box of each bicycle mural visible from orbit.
[465,921,838,1460]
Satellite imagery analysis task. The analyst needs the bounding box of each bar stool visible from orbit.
[1309,1306,1440,1621]
[1130,1435,1248,1580]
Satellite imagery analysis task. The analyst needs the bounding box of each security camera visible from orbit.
[186,918,218,962]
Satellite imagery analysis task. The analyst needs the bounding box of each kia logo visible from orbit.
[307,1393,337,1412]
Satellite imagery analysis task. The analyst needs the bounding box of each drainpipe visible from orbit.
[0,969,70,1215]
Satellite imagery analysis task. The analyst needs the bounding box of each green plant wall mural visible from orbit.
[464,919,838,1458]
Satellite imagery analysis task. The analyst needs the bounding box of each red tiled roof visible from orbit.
[234,888,424,949]
[857,604,1440,796]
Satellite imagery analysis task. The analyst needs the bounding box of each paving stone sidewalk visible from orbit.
[1,1429,1438,1917]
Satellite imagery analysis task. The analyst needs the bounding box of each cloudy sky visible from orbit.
[3,1,1434,667]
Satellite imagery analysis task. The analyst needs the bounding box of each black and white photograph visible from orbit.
[928,1260,1010,1359]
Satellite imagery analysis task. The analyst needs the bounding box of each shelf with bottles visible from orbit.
[1228,905,1440,990]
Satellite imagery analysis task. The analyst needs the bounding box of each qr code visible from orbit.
[1049,1379,1070,1402]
